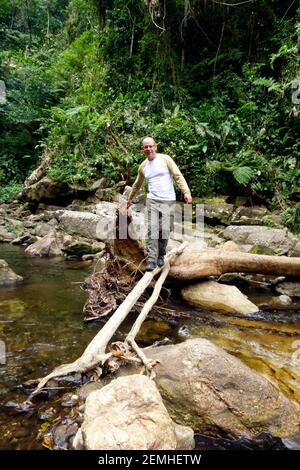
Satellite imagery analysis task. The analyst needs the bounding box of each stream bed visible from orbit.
[0,243,299,450]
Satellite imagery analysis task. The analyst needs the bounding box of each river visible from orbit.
[0,243,299,449]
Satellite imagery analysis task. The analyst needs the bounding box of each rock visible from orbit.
[34,220,58,238]
[57,207,117,241]
[87,188,116,203]
[79,375,194,450]
[282,434,300,450]
[249,246,279,256]
[203,228,224,247]
[19,177,72,203]
[275,282,300,298]
[217,273,250,287]
[0,260,23,286]
[219,241,241,252]
[23,220,36,229]
[273,295,292,307]
[204,203,235,225]
[144,339,300,438]
[66,199,96,212]
[92,256,106,273]
[72,428,84,450]
[62,239,105,256]
[0,226,17,241]
[231,206,268,225]
[37,203,65,213]
[91,178,107,191]
[53,421,79,450]
[290,240,300,257]
[38,407,56,421]
[182,280,259,314]
[5,218,24,234]
[221,225,300,256]
[174,424,195,450]
[261,213,284,228]
[25,228,72,257]
[79,382,104,401]
[11,234,37,245]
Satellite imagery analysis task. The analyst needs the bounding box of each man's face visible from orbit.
[142,139,157,160]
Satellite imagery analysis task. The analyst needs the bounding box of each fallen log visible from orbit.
[169,249,300,281]
[114,237,300,281]
[24,146,54,186]
[28,242,187,398]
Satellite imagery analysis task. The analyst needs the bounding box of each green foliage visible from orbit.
[282,203,300,233]
[0,181,23,202]
[0,0,299,217]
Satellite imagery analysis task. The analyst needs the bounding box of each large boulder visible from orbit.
[0,226,17,242]
[0,260,23,286]
[231,206,269,225]
[19,177,72,203]
[221,225,300,256]
[275,281,300,298]
[57,205,117,241]
[182,280,259,314]
[76,375,194,450]
[62,238,105,256]
[144,339,300,438]
[203,203,235,225]
[25,228,72,257]
[33,219,58,238]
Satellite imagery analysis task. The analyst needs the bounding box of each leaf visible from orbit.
[233,166,253,185]
[253,77,282,94]
[64,106,89,117]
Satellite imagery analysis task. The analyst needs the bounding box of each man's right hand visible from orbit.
[184,195,193,204]
[126,199,132,209]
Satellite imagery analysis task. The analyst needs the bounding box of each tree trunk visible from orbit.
[169,249,300,281]
[29,243,187,397]
[97,0,107,30]
[24,149,53,186]
[114,239,300,281]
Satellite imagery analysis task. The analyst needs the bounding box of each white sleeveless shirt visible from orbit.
[143,154,176,201]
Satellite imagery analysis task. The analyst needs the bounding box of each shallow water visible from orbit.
[0,243,299,449]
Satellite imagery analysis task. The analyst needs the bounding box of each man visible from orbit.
[127,137,192,271]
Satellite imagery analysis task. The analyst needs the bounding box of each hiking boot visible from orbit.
[157,255,165,267]
[146,260,156,271]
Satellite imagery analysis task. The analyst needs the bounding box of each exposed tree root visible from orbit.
[27,243,188,400]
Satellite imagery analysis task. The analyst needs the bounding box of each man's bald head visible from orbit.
[141,137,157,160]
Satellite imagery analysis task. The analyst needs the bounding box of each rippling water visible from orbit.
[0,243,299,449]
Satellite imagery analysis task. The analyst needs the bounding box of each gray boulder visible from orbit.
[231,206,268,225]
[19,177,72,203]
[204,203,235,225]
[143,338,300,438]
[0,259,23,286]
[25,228,72,257]
[275,282,300,298]
[76,375,194,450]
[182,280,259,314]
[57,205,117,241]
[0,226,17,241]
[221,225,300,256]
